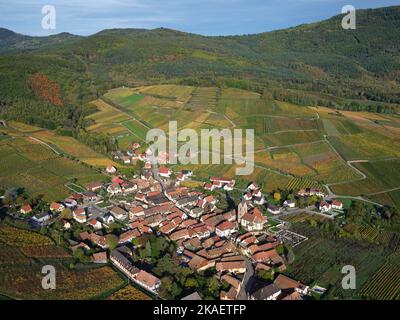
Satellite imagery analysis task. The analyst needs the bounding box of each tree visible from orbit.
[298,196,305,209]
[153,254,178,277]
[184,277,198,288]
[39,226,47,235]
[159,276,182,299]
[73,247,87,263]
[149,236,168,259]
[206,277,221,297]
[3,187,20,205]
[273,192,281,202]
[106,234,119,250]
[256,269,275,281]
[275,244,286,255]
[145,240,152,258]
[309,219,318,228]
[286,246,295,264]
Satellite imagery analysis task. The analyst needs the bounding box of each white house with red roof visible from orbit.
[107,183,122,195]
[319,201,332,212]
[133,270,161,294]
[106,165,117,174]
[50,202,65,213]
[159,167,172,178]
[20,204,33,214]
[247,182,259,191]
[243,192,252,201]
[239,207,268,231]
[73,207,87,223]
[88,219,102,230]
[332,200,343,210]
[216,221,237,238]
[283,200,296,208]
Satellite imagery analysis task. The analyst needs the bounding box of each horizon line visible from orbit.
[2,5,398,39]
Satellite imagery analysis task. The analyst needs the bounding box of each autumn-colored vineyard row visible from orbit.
[360,262,400,300]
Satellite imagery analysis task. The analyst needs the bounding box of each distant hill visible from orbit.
[0,5,399,128]
[0,28,81,52]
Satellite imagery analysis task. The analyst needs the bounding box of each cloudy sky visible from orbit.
[1,0,399,36]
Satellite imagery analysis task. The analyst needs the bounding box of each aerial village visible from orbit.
[13,142,344,300]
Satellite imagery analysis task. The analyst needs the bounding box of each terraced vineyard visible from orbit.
[85,84,400,209]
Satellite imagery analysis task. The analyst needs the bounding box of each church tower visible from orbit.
[237,198,248,222]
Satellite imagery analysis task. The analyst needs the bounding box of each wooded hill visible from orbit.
[0,5,399,133]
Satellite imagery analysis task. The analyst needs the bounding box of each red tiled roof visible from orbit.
[216,261,246,272]
[159,167,171,174]
[20,204,32,212]
[50,202,62,210]
[216,220,236,232]
[135,270,160,288]
[252,249,279,263]
[93,251,107,262]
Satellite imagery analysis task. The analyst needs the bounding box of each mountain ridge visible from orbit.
[0,5,399,116]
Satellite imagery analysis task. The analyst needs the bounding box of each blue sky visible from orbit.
[1,0,399,36]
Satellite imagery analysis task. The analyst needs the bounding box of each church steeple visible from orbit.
[237,198,248,222]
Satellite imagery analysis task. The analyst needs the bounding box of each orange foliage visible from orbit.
[27,72,63,107]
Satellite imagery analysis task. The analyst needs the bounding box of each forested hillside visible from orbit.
[0,5,399,135]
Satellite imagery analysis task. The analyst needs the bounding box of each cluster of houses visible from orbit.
[242,182,266,206]
[298,188,325,198]
[15,145,312,300]
[204,177,235,191]
[111,142,142,165]
[298,188,343,214]
[249,274,309,300]
[19,201,68,225]
[318,200,343,213]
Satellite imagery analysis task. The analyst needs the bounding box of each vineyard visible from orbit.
[0,225,53,247]
[0,134,105,201]
[332,159,400,197]
[359,260,400,300]
[0,264,125,300]
[139,84,194,102]
[186,87,218,111]
[0,225,70,259]
[286,223,389,299]
[286,177,325,191]
[107,285,152,300]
